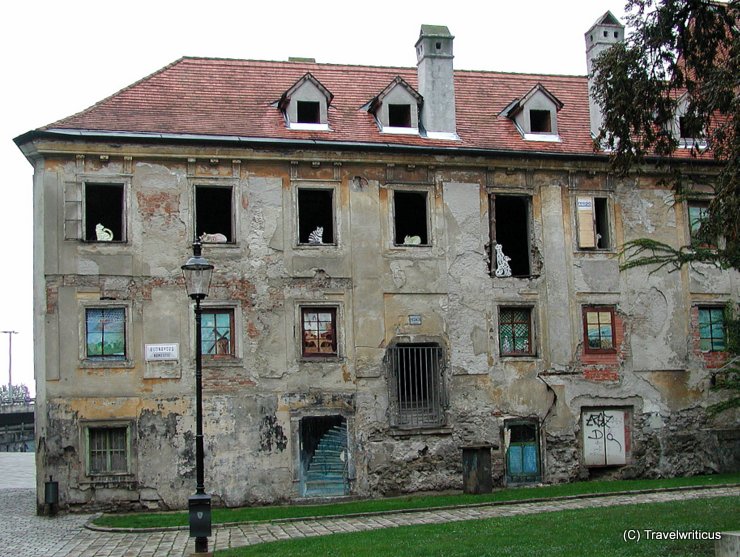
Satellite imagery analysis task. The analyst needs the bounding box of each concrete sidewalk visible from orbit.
[1,484,737,556]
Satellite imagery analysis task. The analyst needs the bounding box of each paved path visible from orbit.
[0,482,737,557]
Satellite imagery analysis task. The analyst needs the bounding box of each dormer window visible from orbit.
[365,77,422,135]
[277,73,332,131]
[502,83,563,142]
[672,93,707,148]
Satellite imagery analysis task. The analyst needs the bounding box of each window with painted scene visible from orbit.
[698,307,725,352]
[301,307,337,357]
[85,307,126,360]
[583,306,616,353]
[499,307,533,356]
[201,309,235,356]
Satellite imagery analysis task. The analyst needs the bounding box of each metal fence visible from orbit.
[387,344,445,428]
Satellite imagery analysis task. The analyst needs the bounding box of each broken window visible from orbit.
[296,101,321,124]
[698,307,726,352]
[576,196,610,249]
[298,189,334,244]
[582,408,629,466]
[85,307,126,360]
[301,307,337,357]
[490,195,531,276]
[201,309,235,357]
[88,426,128,474]
[387,343,445,428]
[529,109,552,133]
[583,306,616,353]
[85,183,125,242]
[394,190,429,246]
[195,186,233,243]
[388,104,412,128]
[505,420,540,484]
[499,307,533,356]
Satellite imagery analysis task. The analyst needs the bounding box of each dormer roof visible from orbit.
[364,76,422,113]
[277,72,333,111]
[501,83,564,118]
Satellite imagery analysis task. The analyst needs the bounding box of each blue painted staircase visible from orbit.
[303,424,348,497]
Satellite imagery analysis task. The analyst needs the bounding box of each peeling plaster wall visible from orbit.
[31,145,739,512]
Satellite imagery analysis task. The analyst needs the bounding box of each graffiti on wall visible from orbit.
[582,409,627,466]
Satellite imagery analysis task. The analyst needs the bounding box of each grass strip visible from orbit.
[91,472,740,530]
[216,496,739,557]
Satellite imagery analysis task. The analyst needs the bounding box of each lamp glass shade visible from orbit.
[181,254,214,299]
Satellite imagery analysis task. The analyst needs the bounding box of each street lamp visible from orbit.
[181,240,214,554]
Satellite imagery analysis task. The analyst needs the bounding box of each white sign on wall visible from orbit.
[145,343,179,361]
[582,409,627,466]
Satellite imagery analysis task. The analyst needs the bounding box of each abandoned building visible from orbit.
[14,12,739,512]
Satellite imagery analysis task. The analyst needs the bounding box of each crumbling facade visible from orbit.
[15,13,738,512]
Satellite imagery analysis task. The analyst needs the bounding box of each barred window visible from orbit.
[88,427,128,474]
[698,307,725,352]
[85,307,126,360]
[499,307,533,356]
[201,309,235,356]
[387,343,445,428]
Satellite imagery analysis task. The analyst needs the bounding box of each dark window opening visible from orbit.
[195,186,233,242]
[297,101,321,124]
[388,343,444,428]
[679,115,702,139]
[393,190,428,245]
[298,189,334,244]
[85,184,124,242]
[530,110,552,133]
[492,195,531,276]
[301,307,337,357]
[388,104,412,127]
[299,416,348,497]
[594,197,610,249]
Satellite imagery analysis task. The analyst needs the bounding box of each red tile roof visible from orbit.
[35,57,681,157]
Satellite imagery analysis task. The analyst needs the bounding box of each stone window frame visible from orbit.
[497,304,538,358]
[78,300,134,369]
[198,300,243,368]
[488,192,535,277]
[64,175,132,243]
[190,177,239,246]
[294,184,338,248]
[295,301,343,362]
[388,184,434,249]
[582,306,617,354]
[81,420,135,478]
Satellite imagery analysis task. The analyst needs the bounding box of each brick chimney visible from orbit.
[415,25,457,139]
[585,12,625,138]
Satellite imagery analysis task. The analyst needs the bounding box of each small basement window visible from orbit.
[88,426,129,475]
[297,101,321,124]
[388,104,412,128]
[85,183,124,242]
[195,186,233,243]
[393,190,428,246]
[491,195,531,276]
[529,110,552,133]
[298,189,334,244]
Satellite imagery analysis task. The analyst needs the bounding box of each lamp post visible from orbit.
[181,240,214,554]
[1,331,18,398]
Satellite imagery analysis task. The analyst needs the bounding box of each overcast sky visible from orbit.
[1,0,627,395]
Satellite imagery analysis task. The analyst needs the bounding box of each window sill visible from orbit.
[390,425,452,437]
[381,126,420,135]
[300,355,341,363]
[81,359,135,369]
[296,243,338,249]
[81,240,128,244]
[288,123,331,131]
[203,357,243,368]
[500,354,538,360]
[522,133,561,142]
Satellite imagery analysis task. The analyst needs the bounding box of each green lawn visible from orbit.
[216,496,738,557]
[91,473,739,529]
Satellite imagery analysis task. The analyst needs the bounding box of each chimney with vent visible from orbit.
[585,12,625,139]
[415,25,457,139]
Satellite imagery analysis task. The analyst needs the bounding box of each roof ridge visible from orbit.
[42,57,190,130]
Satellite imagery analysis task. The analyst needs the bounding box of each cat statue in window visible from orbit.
[403,235,422,245]
[95,223,114,241]
[494,244,512,277]
[199,232,228,243]
[308,226,323,244]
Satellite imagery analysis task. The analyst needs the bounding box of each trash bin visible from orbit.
[461,444,493,494]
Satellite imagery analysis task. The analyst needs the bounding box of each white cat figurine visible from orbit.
[199,232,228,243]
[308,226,323,244]
[95,224,113,241]
[403,235,422,245]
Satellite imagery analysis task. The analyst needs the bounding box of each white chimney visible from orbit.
[585,12,625,138]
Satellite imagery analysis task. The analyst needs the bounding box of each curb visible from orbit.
[84,482,740,533]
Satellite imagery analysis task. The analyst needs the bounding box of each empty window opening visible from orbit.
[85,307,126,360]
[583,307,616,352]
[577,196,610,249]
[493,195,531,276]
[499,307,533,356]
[594,198,610,248]
[195,186,233,242]
[299,416,348,497]
[698,307,725,352]
[505,421,540,484]
[529,110,552,133]
[200,309,235,356]
[388,343,444,428]
[85,184,124,242]
[301,307,337,357]
[388,104,412,127]
[297,101,321,124]
[298,189,334,244]
[88,426,128,474]
[393,190,428,245]
[679,115,702,139]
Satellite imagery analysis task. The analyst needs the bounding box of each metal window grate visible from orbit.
[387,344,445,428]
[89,427,128,474]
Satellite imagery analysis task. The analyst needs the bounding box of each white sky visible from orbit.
[0,0,627,395]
